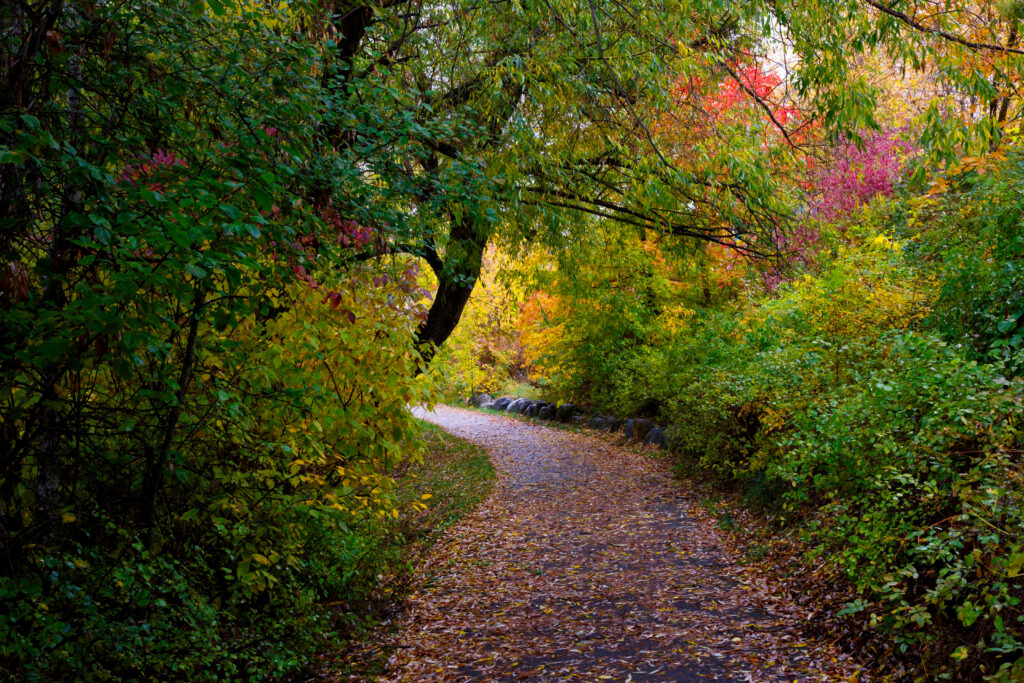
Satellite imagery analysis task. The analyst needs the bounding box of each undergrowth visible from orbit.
[502,150,1024,679]
[325,422,495,678]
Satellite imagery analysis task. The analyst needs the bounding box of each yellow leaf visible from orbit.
[61,512,76,524]
[252,553,271,566]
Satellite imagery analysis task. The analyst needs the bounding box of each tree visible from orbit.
[0,1,436,675]
[324,0,811,360]
[329,0,1024,360]
[773,0,1024,157]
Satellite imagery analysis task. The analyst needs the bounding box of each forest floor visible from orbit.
[339,405,867,681]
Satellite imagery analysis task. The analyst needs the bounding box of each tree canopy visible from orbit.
[2,0,1023,678]
[314,0,1024,353]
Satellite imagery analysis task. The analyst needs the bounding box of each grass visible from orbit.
[321,420,495,678]
[394,421,496,547]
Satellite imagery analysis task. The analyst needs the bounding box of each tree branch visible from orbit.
[350,241,443,277]
[717,60,804,151]
[861,0,1024,55]
[518,197,772,258]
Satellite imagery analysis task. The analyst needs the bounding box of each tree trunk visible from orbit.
[415,215,488,362]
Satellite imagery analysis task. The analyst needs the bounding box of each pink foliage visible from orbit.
[761,224,820,293]
[337,219,373,248]
[809,130,916,225]
[293,264,318,289]
[118,149,187,185]
[318,203,374,249]
[762,129,915,293]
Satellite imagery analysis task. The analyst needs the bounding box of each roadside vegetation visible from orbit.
[446,147,1024,679]
[4,0,1023,679]
[328,422,495,678]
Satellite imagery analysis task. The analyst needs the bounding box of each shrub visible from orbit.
[909,150,1024,373]
[0,2,437,678]
[527,159,1024,674]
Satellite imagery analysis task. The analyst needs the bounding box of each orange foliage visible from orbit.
[517,291,567,381]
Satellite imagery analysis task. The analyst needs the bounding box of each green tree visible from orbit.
[1,1,435,676]
[326,0,1024,358]
[328,0,810,359]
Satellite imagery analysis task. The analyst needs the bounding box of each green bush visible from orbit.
[912,154,1024,373]
[770,333,1023,675]
[542,158,1024,676]
[0,2,439,678]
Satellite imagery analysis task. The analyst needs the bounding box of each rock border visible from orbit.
[467,394,674,449]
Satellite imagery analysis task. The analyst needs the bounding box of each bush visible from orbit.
[908,151,1024,373]
[0,2,437,678]
[667,203,1023,675]
[523,158,1024,675]
[770,333,1024,676]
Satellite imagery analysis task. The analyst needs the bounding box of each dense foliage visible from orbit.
[440,2,1024,670]
[455,149,1023,677]
[3,0,1023,679]
[0,1,440,677]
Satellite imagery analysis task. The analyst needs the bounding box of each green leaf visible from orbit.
[251,185,273,211]
[207,0,228,16]
[35,338,69,363]
[997,318,1017,334]
[185,263,208,279]
[1007,552,1024,578]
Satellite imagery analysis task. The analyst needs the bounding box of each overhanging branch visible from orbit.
[862,0,1024,55]
[350,240,443,276]
[518,196,772,258]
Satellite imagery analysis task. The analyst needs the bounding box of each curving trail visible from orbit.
[376,405,862,681]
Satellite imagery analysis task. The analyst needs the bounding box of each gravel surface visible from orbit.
[370,405,864,681]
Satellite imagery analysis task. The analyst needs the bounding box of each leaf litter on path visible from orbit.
[337,405,866,681]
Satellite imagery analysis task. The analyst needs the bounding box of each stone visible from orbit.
[538,405,555,419]
[604,417,623,433]
[491,397,513,411]
[632,418,654,443]
[506,398,529,413]
[470,393,492,408]
[644,427,668,448]
[588,416,606,430]
[524,403,539,417]
[555,403,578,422]
[622,418,635,439]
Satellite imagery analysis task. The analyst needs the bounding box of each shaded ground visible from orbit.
[349,405,864,681]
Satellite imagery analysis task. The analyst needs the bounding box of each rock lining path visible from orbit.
[375,405,863,681]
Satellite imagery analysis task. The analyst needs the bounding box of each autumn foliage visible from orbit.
[4,0,1024,679]
[0,2,436,677]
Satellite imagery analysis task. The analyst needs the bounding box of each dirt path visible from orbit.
[377,405,862,681]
